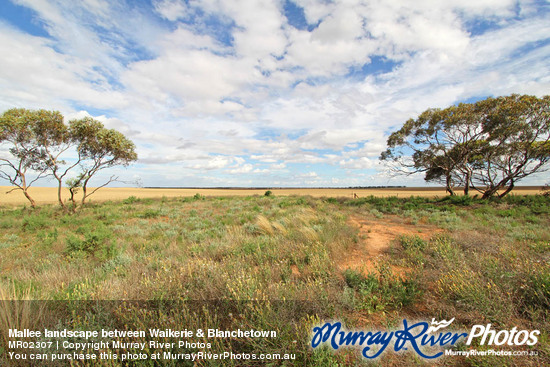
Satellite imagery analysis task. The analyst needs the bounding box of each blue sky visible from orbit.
[1,0,549,187]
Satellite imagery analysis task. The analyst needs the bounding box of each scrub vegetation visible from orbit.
[0,194,548,366]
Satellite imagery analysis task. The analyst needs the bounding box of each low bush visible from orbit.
[343,265,421,312]
[65,224,118,260]
[122,195,140,204]
[399,234,427,251]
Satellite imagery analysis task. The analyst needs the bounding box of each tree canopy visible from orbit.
[69,117,138,206]
[0,108,63,207]
[0,108,137,209]
[380,94,550,198]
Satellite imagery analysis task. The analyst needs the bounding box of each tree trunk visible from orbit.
[23,189,36,208]
[463,173,470,196]
[68,188,78,213]
[498,180,515,198]
[57,180,66,210]
[482,186,499,199]
[81,185,87,206]
[446,174,455,196]
[81,175,91,206]
[19,175,36,208]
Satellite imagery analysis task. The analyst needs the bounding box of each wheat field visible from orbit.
[0,186,544,206]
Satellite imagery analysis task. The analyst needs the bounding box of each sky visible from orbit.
[0,0,549,188]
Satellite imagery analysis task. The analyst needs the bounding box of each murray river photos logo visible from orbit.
[310,318,540,359]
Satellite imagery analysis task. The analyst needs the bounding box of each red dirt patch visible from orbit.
[290,265,301,277]
[338,215,440,275]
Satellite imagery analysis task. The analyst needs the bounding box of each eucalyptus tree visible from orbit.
[381,94,550,198]
[469,95,550,198]
[30,109,78,209]
[1,108,138,209]
[380,103,484,195]
[69,117,138,207]
[0,108,59,207]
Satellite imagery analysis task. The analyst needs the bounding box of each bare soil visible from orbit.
[338,215,440,275]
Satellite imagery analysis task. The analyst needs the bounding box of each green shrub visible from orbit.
[344,269,378,292]
[65,224,117,260]
[122,196,140,204]
[0,234,20,249]
[440,195,475,206]
[139,209,161,218]
[22,213,51,231]
[37,228,58,247]
[343,266,421,312]
[520,267,550,310]
[399,235,427,251]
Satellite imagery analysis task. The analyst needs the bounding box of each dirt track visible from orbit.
[339,215,441,275]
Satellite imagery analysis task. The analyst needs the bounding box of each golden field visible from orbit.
[0,185,544,205]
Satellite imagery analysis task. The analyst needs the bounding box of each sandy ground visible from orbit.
[0,186,543,206]
[339,215,441,275]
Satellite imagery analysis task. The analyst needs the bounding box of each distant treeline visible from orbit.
[347,186,406,189]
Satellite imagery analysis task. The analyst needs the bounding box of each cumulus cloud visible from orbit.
[153,0,188,21]
[1,0,549,186]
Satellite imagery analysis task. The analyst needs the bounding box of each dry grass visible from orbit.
[0,282,43,347]
[1,185,543,206]
[0,193,548,366]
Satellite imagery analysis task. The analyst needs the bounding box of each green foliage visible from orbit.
[123,195,140,204]
[139,208,161,218]
[65,223,118,260]
[439,194,475,206]
[278,197,309,208]
[399,234,426,251]
[36,228,58,247]
[344,268,377,290]
[68,117,138,207]
[264,190,273,197]
[21,212,51,231]
[381,94,550,198]
[1,108,138,210]
[343,266,421,312]
[501,194,550,214]
[69,117,137,163]
[0,108,66,207]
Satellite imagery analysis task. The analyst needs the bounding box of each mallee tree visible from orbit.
[69,117,138,207]
[0,108,137,209]
[380,94,550,198]
[0,108,62,207]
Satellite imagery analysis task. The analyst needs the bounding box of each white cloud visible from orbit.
[191,156,234,170]
[339,157,379,170]
[153,0,188,21]
[1,0,549,187]
[270,163,287,170]
[0,24,127,113]
[228,164,253,174]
